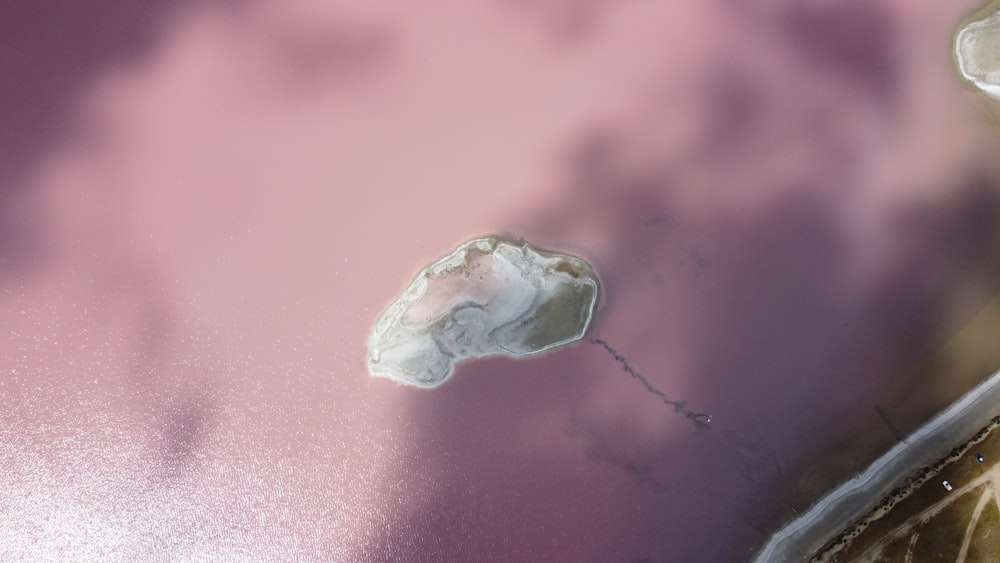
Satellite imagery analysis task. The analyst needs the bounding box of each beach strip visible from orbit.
[754,367,1000,562]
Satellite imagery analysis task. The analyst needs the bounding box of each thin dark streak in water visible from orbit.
[590,338,712,429]
[875,405,906,443]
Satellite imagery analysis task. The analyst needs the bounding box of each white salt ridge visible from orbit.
[955,11,1000,99]
[367,236,600,388]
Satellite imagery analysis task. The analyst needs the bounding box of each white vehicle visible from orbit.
[942,480,953,491]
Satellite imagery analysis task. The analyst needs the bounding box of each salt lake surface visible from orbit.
[4,0,1000,560]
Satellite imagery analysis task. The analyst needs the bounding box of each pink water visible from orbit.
[4,0,1000,560]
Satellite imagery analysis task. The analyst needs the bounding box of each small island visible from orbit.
[367,235,601,388]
